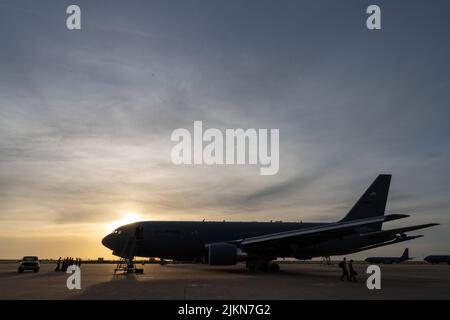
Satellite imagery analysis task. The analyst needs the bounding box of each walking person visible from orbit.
[61,257,68,272]
[339,257,349,281]
[348,259,358,282]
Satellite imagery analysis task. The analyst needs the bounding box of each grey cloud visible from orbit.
[0,0,450,257]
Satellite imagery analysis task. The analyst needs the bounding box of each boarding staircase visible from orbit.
[114,234,143,274]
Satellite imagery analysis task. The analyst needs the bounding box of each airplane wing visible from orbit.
[239,214,407,249]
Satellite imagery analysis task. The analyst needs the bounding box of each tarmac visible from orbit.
[0,262,449,299]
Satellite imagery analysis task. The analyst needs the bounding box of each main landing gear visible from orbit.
[246,260,280,273]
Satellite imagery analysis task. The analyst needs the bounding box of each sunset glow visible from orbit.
[106,212,142,233]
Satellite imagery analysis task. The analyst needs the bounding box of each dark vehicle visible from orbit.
[18,256,40,273]
[424,255,450,265]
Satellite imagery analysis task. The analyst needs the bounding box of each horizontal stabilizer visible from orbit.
[361,223,439,238]
[355,235,423,252]
[383,214,410,222]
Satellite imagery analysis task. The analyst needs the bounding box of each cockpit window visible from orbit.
[113,229,122,235]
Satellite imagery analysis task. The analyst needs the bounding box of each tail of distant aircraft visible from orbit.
[401,248,409,260]
[340,174,391,231]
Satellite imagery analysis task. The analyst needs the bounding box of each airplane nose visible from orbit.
[102,234,114,249]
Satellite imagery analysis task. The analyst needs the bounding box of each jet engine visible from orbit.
[206,243,247,265]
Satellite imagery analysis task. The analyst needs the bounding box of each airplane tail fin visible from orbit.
[402,248,409,259]
[340,174,391,231]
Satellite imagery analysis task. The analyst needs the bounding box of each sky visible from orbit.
[0,0,449,260]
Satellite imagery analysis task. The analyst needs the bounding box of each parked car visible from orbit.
[18,256,40,273]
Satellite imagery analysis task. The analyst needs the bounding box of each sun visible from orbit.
[106,212,142,233]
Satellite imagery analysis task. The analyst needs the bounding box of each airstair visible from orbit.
[114,233,144,274]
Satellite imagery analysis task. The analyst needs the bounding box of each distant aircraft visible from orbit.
[365,248,411,264]
[102,174,438,272]
[424,255,450,265]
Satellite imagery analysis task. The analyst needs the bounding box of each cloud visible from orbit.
[0,0,450,257]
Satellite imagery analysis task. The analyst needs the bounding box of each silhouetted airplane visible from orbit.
[424,255,450,265]
[102,174,438,271]
[365,248,411,264]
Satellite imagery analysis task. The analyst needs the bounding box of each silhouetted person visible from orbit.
[55,257,61,272]
[61,258,64,271]
[348,259,358,282]
[62,257,68,272]
[339,257,349,281]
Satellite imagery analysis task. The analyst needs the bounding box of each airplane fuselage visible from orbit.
[103,220,384,261]
[424,255,450,264]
